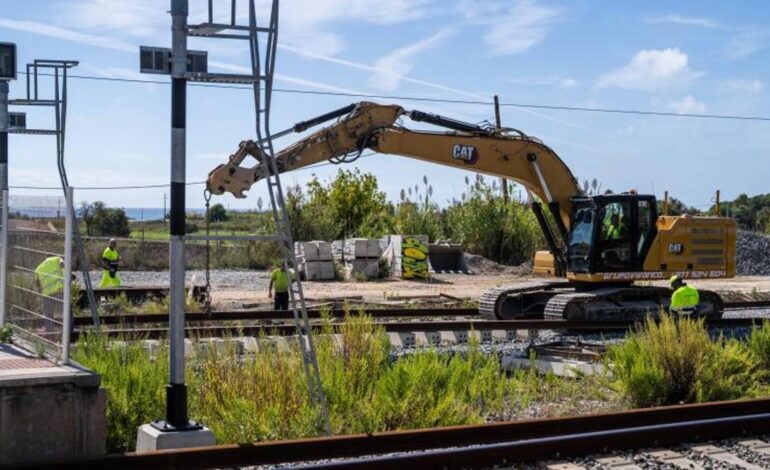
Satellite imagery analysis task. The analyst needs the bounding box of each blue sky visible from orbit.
[1,0,769,212]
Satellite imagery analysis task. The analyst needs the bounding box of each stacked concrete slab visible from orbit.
[332,238,383,279]
[295,241,335,280]
[382,234,430,279]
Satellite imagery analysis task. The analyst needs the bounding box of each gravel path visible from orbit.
[79,269,271,291]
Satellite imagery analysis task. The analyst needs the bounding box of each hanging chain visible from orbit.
[203,189,213,316]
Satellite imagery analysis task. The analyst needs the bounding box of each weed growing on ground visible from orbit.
[608,313,766,407]
[77,313,622,452]
[73,333,166,452]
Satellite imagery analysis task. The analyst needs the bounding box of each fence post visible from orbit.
[61,186,73,364]
[0,189,8,326]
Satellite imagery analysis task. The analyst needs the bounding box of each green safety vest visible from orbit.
[102,247,119,263]
[671,285,699,311]
[35,256,64,296]
[271,268,295,294]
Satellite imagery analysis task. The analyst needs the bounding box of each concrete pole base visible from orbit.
[135,423,216,452]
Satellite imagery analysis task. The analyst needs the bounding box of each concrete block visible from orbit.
[415,331,441,346]
[395,332,416,348]
[492,330,508,342]
[241,337,259,353]
[479,330,493,343]
[0,351,106,466]
[136,423,215,452]
[304,261,321,280]
[316,241,333,261]
[440,331,468,344]
[320,262,335,280]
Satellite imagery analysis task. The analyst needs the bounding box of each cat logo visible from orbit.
[452,144,479,165]
[668,243,684,254]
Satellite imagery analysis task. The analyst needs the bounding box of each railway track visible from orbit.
[72,300,770,326]
[69,316,770,341]
[23,398,770,469]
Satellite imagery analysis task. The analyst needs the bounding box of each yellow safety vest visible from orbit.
[102,247,119,263]
[35,256,64,296]
[671,285,699,311]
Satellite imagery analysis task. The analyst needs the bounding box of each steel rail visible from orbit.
[71,316,770,341]
[18,398,770,469]
[71,308,479,326]
[71,300,770,327]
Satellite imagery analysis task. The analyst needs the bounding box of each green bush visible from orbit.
[80,201,130,237]
[73,333,166,452]
[443,175,543,265]
[205,203,229,223]
[609,314,764,407]
[0,324,12,343]
[748,321,770,369]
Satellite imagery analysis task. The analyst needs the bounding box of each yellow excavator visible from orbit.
[206,102,736,320]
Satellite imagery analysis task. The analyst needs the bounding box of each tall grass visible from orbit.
[75,313,620,452]
[74,333,167,452]
[608,313,767,407]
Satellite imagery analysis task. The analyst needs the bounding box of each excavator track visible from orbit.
[479,281,568,319]
[481,283,725,321]
[543,286,724,321]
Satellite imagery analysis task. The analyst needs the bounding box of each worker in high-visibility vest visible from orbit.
[669,275,700,315]
[35,256,66,318]
[602,213,624,241]
[100,238,121,288]
[268,263,296,311]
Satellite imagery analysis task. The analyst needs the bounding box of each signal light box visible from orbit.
[0,42,17,80]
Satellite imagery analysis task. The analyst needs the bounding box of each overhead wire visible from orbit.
[16,70,770,123]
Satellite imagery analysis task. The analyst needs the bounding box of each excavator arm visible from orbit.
[207,101,582,232]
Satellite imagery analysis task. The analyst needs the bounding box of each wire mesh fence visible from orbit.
[5,191,73,362]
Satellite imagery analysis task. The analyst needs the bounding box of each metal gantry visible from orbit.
[5,59,100,326]
[141,0,329,435]
[187,0,331,434]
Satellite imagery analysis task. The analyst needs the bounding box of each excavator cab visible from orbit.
[567,194,657,275]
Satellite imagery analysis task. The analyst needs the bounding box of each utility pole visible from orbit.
[166,0,191,431]
[163,193,167,221]
[136,0,214,451]
[494,95,509,204]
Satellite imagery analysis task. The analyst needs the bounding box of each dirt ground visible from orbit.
[212,273,770,309]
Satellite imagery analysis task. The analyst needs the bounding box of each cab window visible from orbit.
[597,201,633,270]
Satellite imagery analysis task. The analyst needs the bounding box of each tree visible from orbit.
[206,203,229,223]
[304,169,392,240]
[657,197,698,216]
[80,201,130,237]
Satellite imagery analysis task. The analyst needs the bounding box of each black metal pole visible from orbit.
[165,0,191,430]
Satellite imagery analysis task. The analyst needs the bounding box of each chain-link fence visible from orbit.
[4,189,73,362]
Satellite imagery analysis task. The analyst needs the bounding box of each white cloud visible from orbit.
[725,31,769,59]
[0,18,135,52]
[368,29,453,91]
[668,95,707,114]
[254,0,435,55]
[597,48,703,92]
[723,79,764,93]
[483,0,562,56]
[64,0,164,38]
[648,14,723,29]
[509,76,577,88]
[458,0,561,56]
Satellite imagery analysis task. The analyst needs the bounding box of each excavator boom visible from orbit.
[206,102,582,230]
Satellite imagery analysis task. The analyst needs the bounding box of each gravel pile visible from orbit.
[463,253,531,275]
[737,230,770,276]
